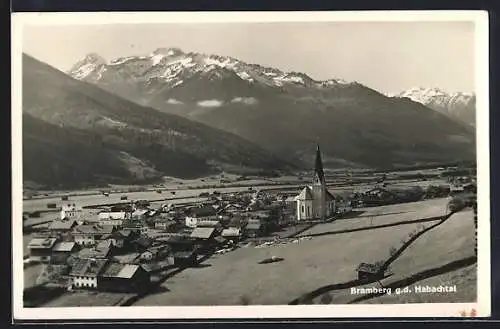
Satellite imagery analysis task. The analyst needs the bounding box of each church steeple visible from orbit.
[313,144,326,185]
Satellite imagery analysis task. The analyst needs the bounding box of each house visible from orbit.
[220,203,244,215]
[160,235,197,253]
[27,237,58,262]
[173,251,197,267]
[60,203,83,221]
[98,263,151,293]
[78,240,113,259]
[221,227,241,241]
[131,235,154,253]
[154,218,177,231]
[70,258,109,289]
[48,219,77,233]
[72,224,114,246]
[190,227,216,241]
[139,245,172,262]
[131,209,149,220]
[196,220,221,229]
[294,145,336,221]
[356,262,385,280]
[244,221,265,238]
[51,241,78,264]
[189,205,217,218]
[104,229,137,249]
[98,211,131,221]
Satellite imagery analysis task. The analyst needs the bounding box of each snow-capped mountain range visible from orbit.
[64,47,476,170]
[69,47,356,96]
[387,87,476,127]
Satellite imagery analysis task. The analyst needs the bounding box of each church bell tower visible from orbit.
[311,144,327,220]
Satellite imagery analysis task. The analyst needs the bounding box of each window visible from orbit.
[301,205,305,213]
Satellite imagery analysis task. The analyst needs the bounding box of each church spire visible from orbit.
[313,144,326,185]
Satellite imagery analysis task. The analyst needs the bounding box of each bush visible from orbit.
[389,247,398,257]
[448,196,467,213]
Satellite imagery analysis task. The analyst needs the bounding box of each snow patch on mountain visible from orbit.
[109,56,136,66]
[71,63,99,80]
[275,75,305,85]
[237,71,252,81]
[151,54,166,66]
[197,99,224,107]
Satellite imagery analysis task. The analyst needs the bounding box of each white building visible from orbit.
[294,145,336,221]
[60,203,84,220]
[98,211,131,221]
[70,258,108,289]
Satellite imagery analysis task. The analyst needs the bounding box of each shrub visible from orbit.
[448,196,467,213]
[389,247,398,257]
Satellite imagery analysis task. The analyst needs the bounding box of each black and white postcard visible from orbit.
[11,10,491,320]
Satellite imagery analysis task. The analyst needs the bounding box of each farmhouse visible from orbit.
[294,145,336,221]
[27,237,58,262]
[356,262,385,280]
[70,258,109,289]
[72,224,114,246]
[99,263,151,293]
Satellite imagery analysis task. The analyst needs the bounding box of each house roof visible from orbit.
[101,263,142,279]
[49,220,76,230]
[173,251,195,258]
[69,258,108,277]
[356,262,383,274]
[221,228,241,237]
[190,227,216,239]
[78,246,111,259]
[72,224,114,235]
[52,241,76,252]
[28,237,58,249]
[295,187,313,201]
[245,222,262,230]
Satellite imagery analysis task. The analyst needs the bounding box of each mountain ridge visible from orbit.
[22,53,297,189]
[66,47,476,170]
[387,87,476,127]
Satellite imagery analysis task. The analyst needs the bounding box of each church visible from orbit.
[294,145,336,221]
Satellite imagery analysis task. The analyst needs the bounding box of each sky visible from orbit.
[22,21,475,94]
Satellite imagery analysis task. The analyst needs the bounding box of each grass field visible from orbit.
[133,199,451,306]
[308,209,476,305]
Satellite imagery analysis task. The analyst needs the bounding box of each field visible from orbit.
[133,198,467,306]
[22,183,304,214]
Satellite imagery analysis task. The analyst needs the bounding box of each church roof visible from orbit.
[314,144,326,184]
[295,187,313,201]
[326,190,336,201]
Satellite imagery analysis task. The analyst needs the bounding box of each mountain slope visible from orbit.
[389,87,476,127]
[22,53,295,188]
[68,48,476,169]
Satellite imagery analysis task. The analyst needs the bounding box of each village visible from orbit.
[22,146,477,307]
